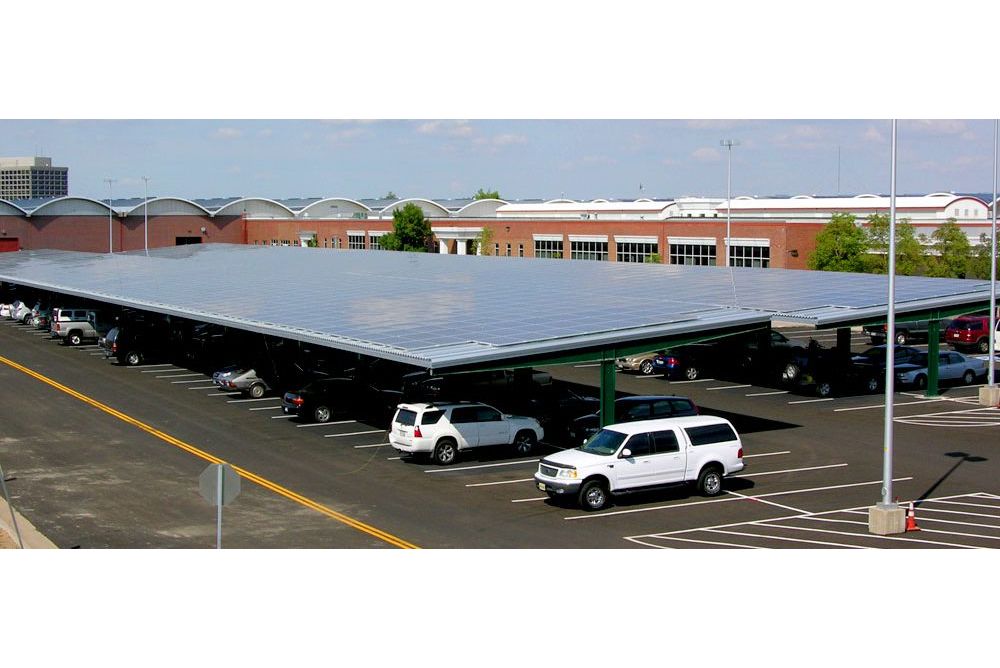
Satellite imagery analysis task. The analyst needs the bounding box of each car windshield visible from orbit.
[578,429,627,456]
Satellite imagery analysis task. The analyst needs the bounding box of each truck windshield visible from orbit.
[579,429,627,456]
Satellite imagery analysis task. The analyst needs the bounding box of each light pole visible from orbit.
[988,120,998,397]
[720,139,739,267]
[104,178,116,253]
[142,176,150,255]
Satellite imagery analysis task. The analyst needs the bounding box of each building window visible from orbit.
[534,239,563,259]
[505,243,511,257]
[570,240,609,261]
[369,234,384,250]
[348,234,365,250]
[518,244,524,257]
[281,240,291,247]
[616,241,658,263]
[729,244,770,268]
[670,243,717,266]
[494,243,500,256]
[271,239,279,247]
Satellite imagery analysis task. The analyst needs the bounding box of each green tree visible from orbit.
[807,212,868,272]
[966,233,997,280]
[305,234,318,248]
[473,225,495,255]
[862,213,925,275]
[381,203,433,252]
[473,188,501,200]
[644,253,663,264]
[926,218,972,278]
[383,191,398,200]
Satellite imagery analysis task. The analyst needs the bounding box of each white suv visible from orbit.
[534,415,744,511]
[390,402,544,465]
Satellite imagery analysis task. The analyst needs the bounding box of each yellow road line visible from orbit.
[0,355,419,549]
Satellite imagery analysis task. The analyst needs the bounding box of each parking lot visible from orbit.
[1,317,998,549]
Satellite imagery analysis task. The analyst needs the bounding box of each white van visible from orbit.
[534,415,744,511]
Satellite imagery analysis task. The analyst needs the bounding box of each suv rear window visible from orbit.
[685,423,738,446]
[949,319,982,331]
[395,409,417,426]
[420,410,444,425]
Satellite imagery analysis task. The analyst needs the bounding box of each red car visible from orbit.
[945,315,999,354]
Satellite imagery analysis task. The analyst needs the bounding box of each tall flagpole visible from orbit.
[881,119,898,510]
[989,120,998,389]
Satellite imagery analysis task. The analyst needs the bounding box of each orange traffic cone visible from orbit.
[905,501,920,532]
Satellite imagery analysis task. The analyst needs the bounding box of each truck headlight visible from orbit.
[556,468,578,480]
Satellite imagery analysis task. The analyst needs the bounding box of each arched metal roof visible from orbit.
[454,199,509,217]
[29,196,115,217]
[379,198,451,218]
[212,197,296,218]
[297,198,374,217]
[0,200,29,216]
[123,197,212,216]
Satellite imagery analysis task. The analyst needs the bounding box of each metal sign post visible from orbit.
[0,462,24,549]
[199,463,241,549]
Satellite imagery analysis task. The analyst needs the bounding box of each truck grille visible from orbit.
[540,464,559,477]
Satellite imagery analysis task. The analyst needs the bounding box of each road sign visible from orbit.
[199,463,241,506]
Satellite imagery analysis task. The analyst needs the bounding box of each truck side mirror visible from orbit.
[620,449,632,459]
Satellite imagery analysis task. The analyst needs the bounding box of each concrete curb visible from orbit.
[0,495,58,549]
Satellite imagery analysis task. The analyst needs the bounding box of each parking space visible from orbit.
[625,492,1000,549]
[2,312,998,549]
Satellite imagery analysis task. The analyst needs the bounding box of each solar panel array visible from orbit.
[0,244,994,369]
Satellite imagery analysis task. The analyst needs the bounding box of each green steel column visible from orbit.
[836,327,853,359]
[926,319,940,397]
[600,352,617,428]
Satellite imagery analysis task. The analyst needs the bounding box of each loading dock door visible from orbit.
[175,237,202,246]
[0,238,19,252]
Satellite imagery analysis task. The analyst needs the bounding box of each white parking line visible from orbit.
[466,478,534,488]
[731,463,848,478]
[630,535,763,549]
[725,489,806,514]
[749,522,978,549]
[134,364,175,369]
[426,459,539,473]
[573,364,602,368]
[746,390,788,397]
[141,368,180,373]
[387,456,402,461]
[155,373,203,378]
[89,352,106,356]
[271,414,295,419]
[171,379,212,384]
[889,406,998,420]
[297,420,356,428]
[926,499,1000,510]
[249,406,281,411]
[208,391,240,396]
[186,386,218,391]
[788,398,834,404]
[666,378,715,384]
[323,430,384,438]
[558,476,913,519]
[706,384,752,391]
[708,528,870,549]
[743,451,791,459]
[227,397,279,403]
[896,507,1000,520]
[353,442,390,449]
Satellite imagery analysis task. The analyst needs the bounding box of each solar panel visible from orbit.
[0,244,994,369]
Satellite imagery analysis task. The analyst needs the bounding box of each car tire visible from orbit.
[816,381,834,398]
[684,366,700,381]
[248,383,266,399]
[895,331,908,346]
[513,430,537,456]
[68,332,82,346]
[579,479,608,511]
[962,370,975,385]
[639,359,655,375]
[433,438,457,465]
[978,338,989,354]
[697,467,723,497]
[782,362,801,383]
[915,374,927,390]
[864,376,880,393]
[313,405,332,423]
[125,351,142,366]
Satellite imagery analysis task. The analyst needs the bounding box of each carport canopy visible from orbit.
[1,244,996,423]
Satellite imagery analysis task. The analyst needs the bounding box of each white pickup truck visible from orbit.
[534,415,744,511]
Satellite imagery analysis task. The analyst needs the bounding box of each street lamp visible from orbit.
[987,120,998,400]
[142,176,150,255]
[104,178,116,253]
[720,139,740,267]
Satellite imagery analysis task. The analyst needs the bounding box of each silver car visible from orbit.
[214,367,271,398]
[895,351,987,390]
[615,352,661,376]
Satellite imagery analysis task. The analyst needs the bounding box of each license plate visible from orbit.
[537,482,546,491]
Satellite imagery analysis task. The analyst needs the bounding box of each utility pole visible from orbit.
[104,178,116,253]
[142,176,151,255]
[720,139,739,267]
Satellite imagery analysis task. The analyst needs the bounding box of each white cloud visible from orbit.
[908,120,968,136]
[326,127,367,144]
[417,120,473,137]
[863,126,885,143]
[692,147,721,162]
[214,127,243,140]
[490,133,526,146]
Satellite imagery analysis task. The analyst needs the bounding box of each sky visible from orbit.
[2,119,997,202]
